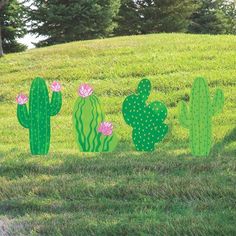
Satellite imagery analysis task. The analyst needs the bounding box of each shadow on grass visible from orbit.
[1,133,234,181]
[0,141,191,179]
[211,127,236,158]
[0,139,235,219]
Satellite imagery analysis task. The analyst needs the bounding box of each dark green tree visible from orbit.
[115,0,197,36]
[0,0,26,56]
[138,0,197,34]
[221,0,236,34]
[188,0,235,34]
[27,0,121,47]
[114,0,141,36]
[0,0,8,56]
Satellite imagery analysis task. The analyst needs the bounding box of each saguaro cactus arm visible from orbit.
[50,92,62,116]
[17,105,29,128]
[178,101,189,129]
[211,89,224,116]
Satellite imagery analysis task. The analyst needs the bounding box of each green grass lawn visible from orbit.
[0,33,235,235]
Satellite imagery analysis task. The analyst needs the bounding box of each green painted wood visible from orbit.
[73,94,118,152]
[122,78,168,151]
[179,77,224,157]
[17,77,62,155]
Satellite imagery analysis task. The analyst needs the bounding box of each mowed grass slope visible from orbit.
[0,33,236,235]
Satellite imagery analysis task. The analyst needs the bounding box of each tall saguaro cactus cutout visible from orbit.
[16,77,62,155]
[122,78,168,151]
[178,77,224,157]
[73,84,118,152]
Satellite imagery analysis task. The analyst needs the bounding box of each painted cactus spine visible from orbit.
[178,77,224,156]
[16,77,62,155]
[122,78,168,151]
[73,84,118,152]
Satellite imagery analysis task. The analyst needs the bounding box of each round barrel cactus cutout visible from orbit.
[73,84,118,152]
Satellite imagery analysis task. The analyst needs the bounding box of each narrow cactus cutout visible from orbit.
[73,84,118,152]
[122,78,168,151]
[178,77,224,157]
[16,77,62,155]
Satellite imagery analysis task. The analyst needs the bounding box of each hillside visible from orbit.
[0,33,236,235]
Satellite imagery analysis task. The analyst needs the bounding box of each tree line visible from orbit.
[0,0,235,56]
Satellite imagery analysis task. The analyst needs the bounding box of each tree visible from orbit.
[188,0,236,34]
[114,0,197,36]
[0,0,26,57]
[221,0,236,34]
[0,0,8,56]
[27,0,121,47]
[137,0,197,34]
[114,0,141,36]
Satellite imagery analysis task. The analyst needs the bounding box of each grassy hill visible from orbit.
[0,33,235,235]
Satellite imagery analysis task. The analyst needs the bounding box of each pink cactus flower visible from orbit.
[78,84,93,98]
[98,122,113,136]
[50,81,61,92]
[16,93,28,105]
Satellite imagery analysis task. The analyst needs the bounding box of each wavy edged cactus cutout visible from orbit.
[73,84,118,152]
[178,77,224,157]
[16,77,62,155]
[122,78,168,151]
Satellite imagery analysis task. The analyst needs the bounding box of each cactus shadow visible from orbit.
[0,139,191,180]
[0,151,6,159]
[0,147,146,180]
[0,148,20,158]
[115,141,134,152]
[211,127,236,157]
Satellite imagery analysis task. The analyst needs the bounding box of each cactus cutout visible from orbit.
[16,77,62,155]
[122,78,168,151]
[178,77,224,157]
[73,84,118,152]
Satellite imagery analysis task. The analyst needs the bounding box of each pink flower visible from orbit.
[50,81,61,92]
[78,84,93,98]
[98,122,113,136]
[16,93,28,105]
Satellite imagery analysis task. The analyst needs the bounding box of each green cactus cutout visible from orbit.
[122,78,168,151]
[178,77,224,157]
[73,84,118,152]
[17,77,62,155]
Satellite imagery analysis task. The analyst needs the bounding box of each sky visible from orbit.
[18,34,42,49]
[17,0,39,49]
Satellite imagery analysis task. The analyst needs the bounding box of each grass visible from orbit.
[0,33,236,235]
